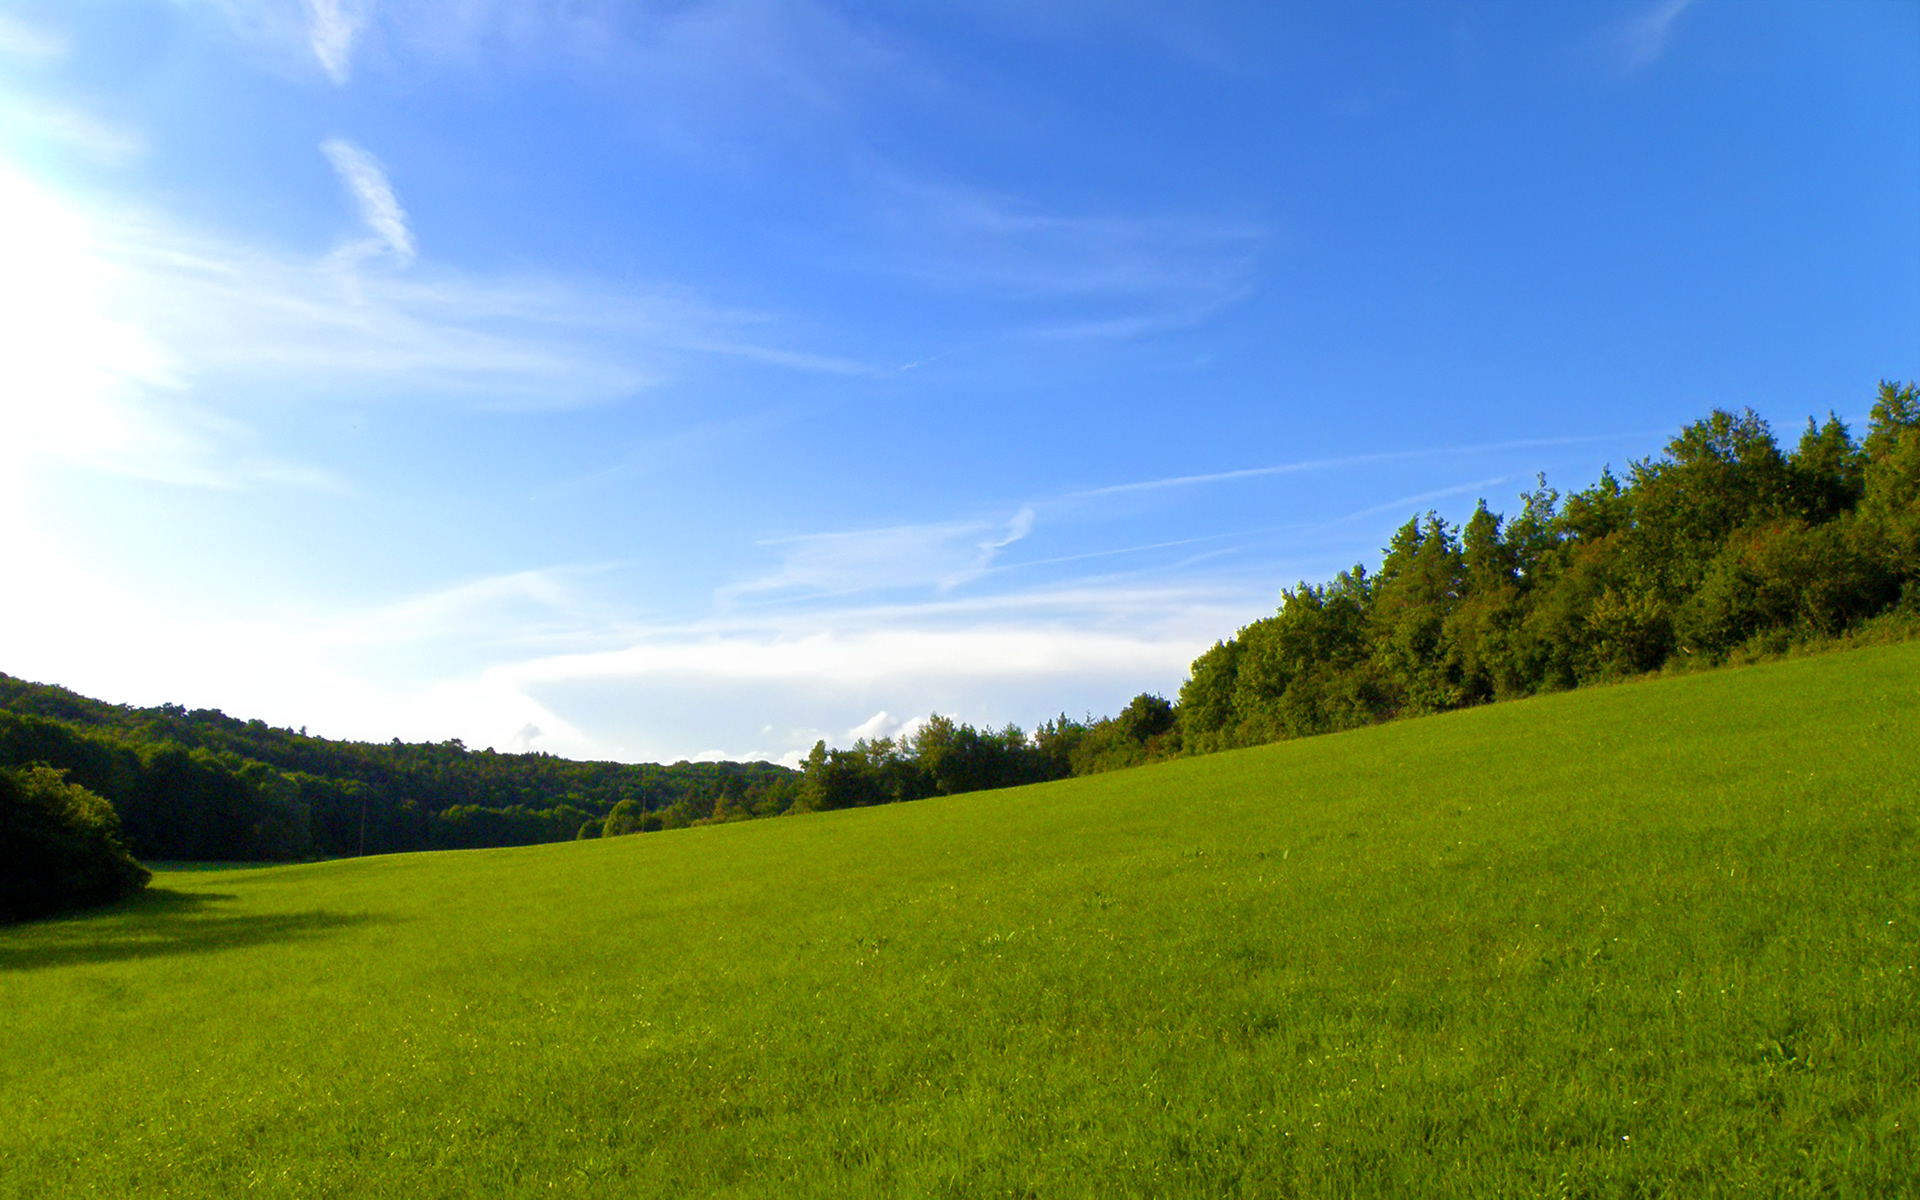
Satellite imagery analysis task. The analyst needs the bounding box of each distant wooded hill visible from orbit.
[0,681,794,861]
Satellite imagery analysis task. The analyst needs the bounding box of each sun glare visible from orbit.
[0,166,181,480]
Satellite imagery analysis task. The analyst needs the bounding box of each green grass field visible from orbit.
[4,645,1917,1198]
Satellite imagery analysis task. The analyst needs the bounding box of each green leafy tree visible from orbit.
[1370,514,1467,714]
[1788,414,1867,522]
[1,765,149,922]
[602,798,644,837]
[1620,409,1792,599]
[1859,381,1920,582]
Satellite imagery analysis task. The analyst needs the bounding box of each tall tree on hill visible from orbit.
[1859,381,1920,580]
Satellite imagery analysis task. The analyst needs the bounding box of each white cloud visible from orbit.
[844,710,933,748]
[306,0,367,83]
[0,13,66,59]
[322,137,415,264]
[0,17,141,164]
[1620,0,1696,69]
[1066,434,1636,500]
[504,624,1193,688]
[0,551,530,756]
[475,590,1230,761]
[848,710,894,740]
[726,508,1038,599]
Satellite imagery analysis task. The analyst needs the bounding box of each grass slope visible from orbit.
[3,645,1917,1198]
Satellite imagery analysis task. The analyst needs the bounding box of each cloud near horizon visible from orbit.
[483,614,1223,765]
[0,539,1245,766]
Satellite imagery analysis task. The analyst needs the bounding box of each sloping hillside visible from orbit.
[3,644,1916,1197]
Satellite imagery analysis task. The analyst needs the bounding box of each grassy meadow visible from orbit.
[3,644,1917,1198]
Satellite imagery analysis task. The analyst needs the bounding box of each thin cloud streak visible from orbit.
[1338,476,1510,525]
[873,174,1265,292]
[1621,0,1697,69]
[322,137,416,264]
[52,561,1247,759]
[856,172,1265,338]
[1067,434,1637,500]
[723,508,1039,600]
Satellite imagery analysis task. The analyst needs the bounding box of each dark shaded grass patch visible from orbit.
[0,888,391,971]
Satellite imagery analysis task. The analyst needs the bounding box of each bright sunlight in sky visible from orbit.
[1,0,1915,764]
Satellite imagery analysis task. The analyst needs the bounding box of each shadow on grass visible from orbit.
[0,887,395,972]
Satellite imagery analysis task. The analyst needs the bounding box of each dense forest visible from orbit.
[4,380,1915,871]
[1176,381,1920,752]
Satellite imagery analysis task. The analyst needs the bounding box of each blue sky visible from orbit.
[1,0,1915,765]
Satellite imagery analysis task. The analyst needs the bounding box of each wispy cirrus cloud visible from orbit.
[1620,0,1697,69]
[724,507,1038,600]
[195,2,1258,346]
[321,137,415,264]
[196,0,368,84]
[0,442,1591,767]
[0,166,876,493]
[0,14,142,164]
[154,459,1570,762]
[205,0,910,134]
[306,0,366,83]
[860,174,1265,339]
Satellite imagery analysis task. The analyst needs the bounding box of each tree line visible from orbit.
[1175,382,1920,752]
[775,695,1178,814]
[0,686,794,863]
